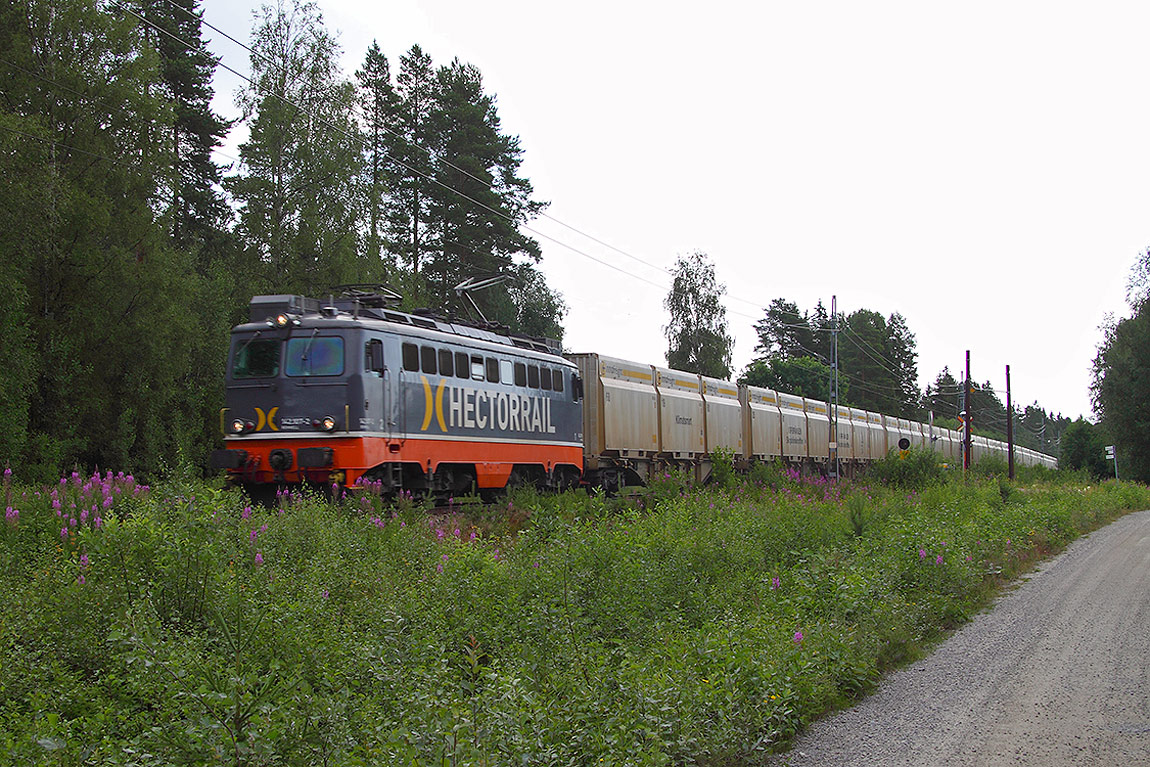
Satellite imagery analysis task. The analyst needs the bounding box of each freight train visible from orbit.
[210,291,1056,500]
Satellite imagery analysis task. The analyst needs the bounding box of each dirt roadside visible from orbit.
[770,508,1150,766]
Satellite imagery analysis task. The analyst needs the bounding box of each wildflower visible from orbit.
[2,467,9,478]
[771,576,781,591]
[250,529,259,543]
[79,553,89,569]
[453,528,461,538]
[919,548,927,559]
[242,507,251,520]
[78,574,85,586]
[437,529,445,540]
[794,630,804,644]
[60,527,68,540]
[436,563,444,574]
[254,551,264,567]
[322,589,329,599]
[936,554,944,565]
[533,561,540,568]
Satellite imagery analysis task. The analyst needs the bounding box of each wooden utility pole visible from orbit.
[1006,365,1015,480]
[963,351,972,472]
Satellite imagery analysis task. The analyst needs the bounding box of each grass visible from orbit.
[1,459,1147,766]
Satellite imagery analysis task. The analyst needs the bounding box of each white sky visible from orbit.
[202,0,1150,422]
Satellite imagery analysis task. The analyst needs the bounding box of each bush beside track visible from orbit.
[2,456,1148,766]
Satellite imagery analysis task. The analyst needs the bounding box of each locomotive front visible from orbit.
[210,295,374,498]
[211,293,586,501]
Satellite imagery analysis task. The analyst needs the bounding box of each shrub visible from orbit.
[866,448,945,490]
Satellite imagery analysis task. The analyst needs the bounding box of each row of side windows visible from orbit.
[400,342,565,392]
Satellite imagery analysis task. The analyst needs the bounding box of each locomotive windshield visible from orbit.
[285,336,344,377]
[232,338,279,379]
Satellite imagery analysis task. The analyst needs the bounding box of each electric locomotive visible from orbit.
[210,290,585,501]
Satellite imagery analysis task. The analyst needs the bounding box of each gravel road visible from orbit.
[770,508,1150,766]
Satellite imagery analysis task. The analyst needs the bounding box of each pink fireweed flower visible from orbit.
[453,528,461,538]
[60,527,68,540]
[771,576,781,591]
[919,548,927,560]
[936,555,944,565]
[436,529,445,540]
[794,631,804,644]
[436,563,444,574]
[77,574,85,586]
[242,507,251,520]
[254,551,263,567]
[94,516,102,528]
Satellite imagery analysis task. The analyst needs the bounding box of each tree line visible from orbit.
[0,0,562,481]
[661,254,1070,459]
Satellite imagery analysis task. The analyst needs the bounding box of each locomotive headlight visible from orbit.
[320,415,337,432]
[231,418,252,434]
[269,312,301,328]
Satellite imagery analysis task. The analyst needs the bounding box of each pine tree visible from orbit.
[356,40,396,272]
[753,299,814,361]
[387,44,437,297]
[425,58,544,307]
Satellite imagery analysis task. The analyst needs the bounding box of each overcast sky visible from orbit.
[202,0,1150,422]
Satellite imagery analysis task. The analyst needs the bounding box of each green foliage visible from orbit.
[740,356,849,401]
[5,468,1146,764]
[229,0,365,296]
[866,447,946,490]
[709,448,738,489]
[746,299,922,419]
[0,1,562,480]
[663,251,733,379]
[753,298,818,361]
[1059,418,1110,479]
[839,309,920,418]
[1092,293,1150,482]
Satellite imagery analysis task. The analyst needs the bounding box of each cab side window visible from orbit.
[438,349,454,377]
[402,343,419,372]
[420,345,437,374]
